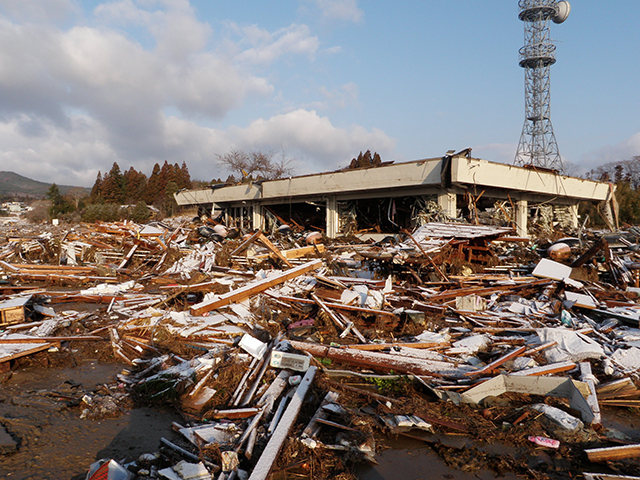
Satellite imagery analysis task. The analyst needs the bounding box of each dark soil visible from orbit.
[0,358,182,480]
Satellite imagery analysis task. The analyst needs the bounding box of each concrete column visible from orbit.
[437,191,457,218]
[252,204,264,231]
[515,199,528,237]
[326,196,338,238]
[569,203,579,229]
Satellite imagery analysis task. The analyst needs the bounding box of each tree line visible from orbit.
[44,160,192,223]
[38,151,640,228]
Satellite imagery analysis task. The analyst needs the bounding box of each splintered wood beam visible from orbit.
[230,230,262,256]
[257,232,293,268]
[275,294,398,318]
[511,361,576,376]
[427,279,551,303]
[0,343,52,363]
[190,259,323,315]
[345,341,450,351]
[248,367,317,480]
[118,243,139,270]
[464,345,527,377]
[402,229,449,282]
[311,293,345,328]
[585,444,640,462]
[252,244,326,260]
[580,361,602,426]
[524,341,557,356]
[0,336,104,343]
[289,340,467,378]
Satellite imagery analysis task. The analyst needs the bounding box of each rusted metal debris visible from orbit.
[1,215,640,479]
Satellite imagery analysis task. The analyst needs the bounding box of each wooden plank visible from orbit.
[248,367,317,480]
[583,474,640,480]
[274,294,398,318]
[0,342,51,363]
[464,346,527,377]
[290,340,470,378]
[524,341,557,356]
[585,444,640,462]
[257,232,293,268]
[0,261,19,272]
[580,361,602,426]
[230,230,262,256]
[344,342,449,351]
[190,259,323,316]
[426,279,551,303]
[311,292,344,329]
[511,361,576,376]
[118,243,139,270]
[596,378,639,399]
[252,244,326,260]
[0,336,104,344]
[315,418,357,431]
[402,229,449,282]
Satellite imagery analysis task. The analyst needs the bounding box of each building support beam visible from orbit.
[252,204,264,231]
[568,203,579,229]
[326,196,338,238]
[515,199,528,237]
[437,191,457,219]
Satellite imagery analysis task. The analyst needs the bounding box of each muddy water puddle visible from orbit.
[0,360,182,480]
[356,435,529,480]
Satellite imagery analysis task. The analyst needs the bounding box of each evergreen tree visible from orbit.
[124,167,147,203]
[164,181,179,217]
[145,163,161,205]
[179,161,192,189]
[90,172,104,203]
[101,162,125,204]
[47,183,70,217]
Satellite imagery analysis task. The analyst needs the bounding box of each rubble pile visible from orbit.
[2,215,640,480]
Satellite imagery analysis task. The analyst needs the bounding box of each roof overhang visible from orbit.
[175,156,611,207]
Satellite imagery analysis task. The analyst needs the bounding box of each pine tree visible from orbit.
[145,163,161,205]
[179,161,192,189]
[90,172,104,203]
[124,167,147,203]
[101,162,125,204]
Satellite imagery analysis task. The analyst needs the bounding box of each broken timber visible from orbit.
[585,444,640,462]
[289,340,471,378]
[248,366,317,480]
[190,259,323,316]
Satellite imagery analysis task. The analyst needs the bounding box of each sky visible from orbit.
[0,0,639,187]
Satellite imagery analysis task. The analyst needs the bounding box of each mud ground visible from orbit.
[2,349,640,480]
[2,339,640,480]
[0,355,183,480]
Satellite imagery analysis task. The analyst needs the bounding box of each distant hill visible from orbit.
[0,171,90,198]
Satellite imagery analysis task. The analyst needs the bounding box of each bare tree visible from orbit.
[216,149,295,182]
[586,156,640,189]
[67,186,87,209]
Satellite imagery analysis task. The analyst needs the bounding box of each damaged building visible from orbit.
[175,151,614,239]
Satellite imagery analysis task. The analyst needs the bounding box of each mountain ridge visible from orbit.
[0,171,90,198]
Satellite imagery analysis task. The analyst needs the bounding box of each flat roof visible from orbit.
[175,156,611,207]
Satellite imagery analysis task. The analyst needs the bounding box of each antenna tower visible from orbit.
[514,0,570,171]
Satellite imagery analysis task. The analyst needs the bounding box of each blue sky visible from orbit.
[0,0,638,186]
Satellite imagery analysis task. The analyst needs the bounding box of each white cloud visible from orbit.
[313,0,363,23]
[0,0,79,24]
[231,109,396,172]
[234,24,320,65]
[0,1,395,186]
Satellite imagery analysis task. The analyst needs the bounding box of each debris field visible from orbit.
[1,215,640,480]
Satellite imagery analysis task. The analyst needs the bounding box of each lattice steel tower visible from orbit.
[514,0,570,171]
